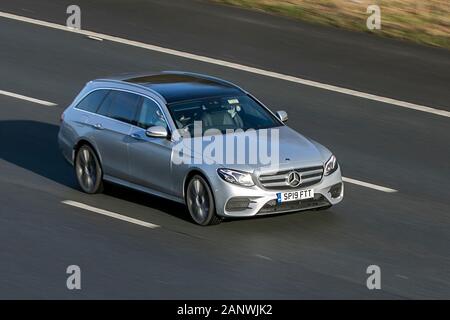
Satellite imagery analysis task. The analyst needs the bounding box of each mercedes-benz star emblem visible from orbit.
[287,171,301,187]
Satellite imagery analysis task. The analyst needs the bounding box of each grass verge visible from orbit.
[214,0,449,49]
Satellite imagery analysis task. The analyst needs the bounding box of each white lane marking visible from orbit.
[343,177,397,193]
[0,11,449,118]
[62,200,160,229]
[87,35,103,41]
[254,254,273,261]
[0,89,57,106]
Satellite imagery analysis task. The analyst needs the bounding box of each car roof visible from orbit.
[99,71,244,104]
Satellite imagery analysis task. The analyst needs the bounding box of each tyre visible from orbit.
[75,144,104,194]
[186,175,222,226]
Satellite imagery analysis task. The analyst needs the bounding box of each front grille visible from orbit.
[257,195,330,215]
[258,166,323,190]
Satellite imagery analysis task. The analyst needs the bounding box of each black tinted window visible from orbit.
[76,90,108,113]
[137,98,167,129]
[97,91,141,124]
[97,91,115,116]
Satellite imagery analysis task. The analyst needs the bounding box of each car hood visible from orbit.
[175,125,330,173]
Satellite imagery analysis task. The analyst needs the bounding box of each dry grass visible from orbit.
[214,0,450,48]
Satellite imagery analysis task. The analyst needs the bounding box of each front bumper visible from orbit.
[211,167,344,217]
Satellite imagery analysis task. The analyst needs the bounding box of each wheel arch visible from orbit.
[73,138,102,166]
[183,168,222,225]
[183,168,214,202]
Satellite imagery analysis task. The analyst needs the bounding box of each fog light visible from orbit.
[225,197,255,211]
[329,183,343,198]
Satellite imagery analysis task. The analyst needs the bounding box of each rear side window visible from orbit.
[97,91,115,116]
[97,90,141,124]
[75,89,109,113]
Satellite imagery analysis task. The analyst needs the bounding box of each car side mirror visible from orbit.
[276,110,288,123]
[145,126,168,138]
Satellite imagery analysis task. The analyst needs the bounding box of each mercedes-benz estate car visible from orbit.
[58,71,343,225]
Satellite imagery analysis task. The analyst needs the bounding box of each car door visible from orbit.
[128,96,174,195]
[89,90,141,180]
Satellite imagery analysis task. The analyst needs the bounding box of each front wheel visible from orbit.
[75,144,104,194]
[186,175,222,226]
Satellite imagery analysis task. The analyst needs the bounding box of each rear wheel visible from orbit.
[75,144,104,194]
[186,175,222,226]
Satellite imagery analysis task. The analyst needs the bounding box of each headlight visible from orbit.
[324,155,338,176]
[217,168,255,187]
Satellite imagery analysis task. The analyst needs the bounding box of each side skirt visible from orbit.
[103,175,185,204]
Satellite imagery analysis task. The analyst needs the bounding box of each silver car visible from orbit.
[58,71,343,225]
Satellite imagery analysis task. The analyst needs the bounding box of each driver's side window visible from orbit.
[137,98,167,129]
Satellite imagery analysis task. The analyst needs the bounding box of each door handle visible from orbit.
[93,123,103,130]
[130,133,143,140]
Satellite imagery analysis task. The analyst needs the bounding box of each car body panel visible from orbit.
[128,126,175,196]
[58,72,344,219]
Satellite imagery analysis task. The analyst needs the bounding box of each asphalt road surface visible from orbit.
[0,0,449,299]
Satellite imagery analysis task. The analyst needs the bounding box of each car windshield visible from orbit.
[167,95,282,135]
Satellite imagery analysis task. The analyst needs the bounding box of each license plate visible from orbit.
[276,189,314,203]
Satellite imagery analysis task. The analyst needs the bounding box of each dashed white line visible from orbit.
[0,89,57,106]
[62,200,160,229]
[0,11,448,118]
[343,177,397,193]
[254,254,273,261]
[87,35,103,41]
[61,178,392,232]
